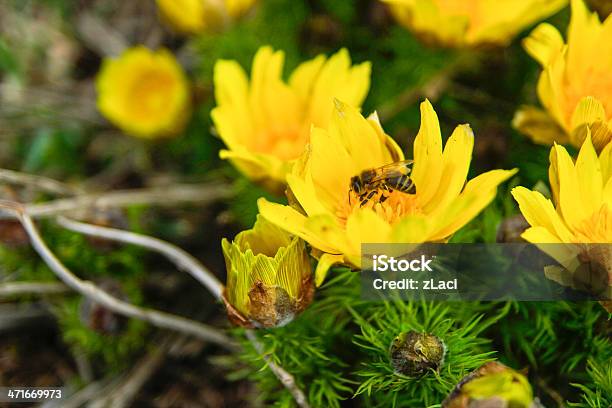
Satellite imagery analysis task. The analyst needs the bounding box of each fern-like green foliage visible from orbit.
[569,359,612,408]
[351,301,499,407]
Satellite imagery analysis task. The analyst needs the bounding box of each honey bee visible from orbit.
[349,160,416,206]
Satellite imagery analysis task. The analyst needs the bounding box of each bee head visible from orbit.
[350,176,363,194]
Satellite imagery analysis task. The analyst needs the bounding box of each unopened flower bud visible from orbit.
[222,216,314,328]
[442,362,536,408]
[389,331,446,376]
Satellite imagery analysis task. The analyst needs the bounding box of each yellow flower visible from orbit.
[382,0,567,47]
[222,216,314,328]
[514,0,612,151]
[258,99,517,285]
[96,46,191,139]
[156,0,256,35]
[512,134,612,305]
[513,135,612,244]
[211,46,371,192]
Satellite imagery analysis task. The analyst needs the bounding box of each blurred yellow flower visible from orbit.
[382,0,567,47]
[259,100,517,285]
[156,0,256,35]
[96,46,191,139]
[211,46,371,192]
[222,216,314,328]
[514,0,612,151]
[512,134,612,306]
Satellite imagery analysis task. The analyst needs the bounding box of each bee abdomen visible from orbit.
[385,175,416,194]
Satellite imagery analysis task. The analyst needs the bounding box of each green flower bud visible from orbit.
[442,362,536,408]
[389,331,446,376]
[222,215,314,328]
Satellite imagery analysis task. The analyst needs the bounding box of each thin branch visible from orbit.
[0,168,80,196]
[0,281,70,298]
[54,216,310,407]
[56,216,224,299]
[246,330,311,408]
[377,52,481,123]
[0,182,232,220]
[0,201,236,350]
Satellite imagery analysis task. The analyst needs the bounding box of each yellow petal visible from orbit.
[275,237,310,298]
[602,177,612,208]
[345,209,392,249]
[390,215,431,243]
[523,23,565,67]
[307,49,371,128]
[574,132,603,214]
[367,111,405,162]
[589,121,612,152]
[286,173,333,216]
[431,169,518,240]
[423,124,474,214]
[258,198,339,254]
[521,226,564,243]
[567,0,601,79]
[412,99,443,208]
[314,253,345,287]
[548,144,560,205]
[553,143,590,229]
[536,51,568,129]
[288,54,326,103]
[570,96,607,137]
[304,126,356,207]
[512,106,568,145]
[329,100,393,171]
[511,186,573,242]
[599,140,612,184]
[219,149,289,186]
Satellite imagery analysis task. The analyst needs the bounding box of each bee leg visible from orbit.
[360,190,377,207]
[380,194,389,203]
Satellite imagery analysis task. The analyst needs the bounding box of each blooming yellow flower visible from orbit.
[513,135,612,244]
[222,216,314,328]
[512,134,612,306]
[156,0,256,35]
[211,46,371,192]
[96,46,191,139]
[514,0,612,151]
[258,100,517,285]
[382,0,567,47]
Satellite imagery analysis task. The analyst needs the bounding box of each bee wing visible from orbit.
[368,160,414,183]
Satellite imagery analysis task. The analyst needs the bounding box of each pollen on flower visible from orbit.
[573,204,612,243]
[340,189,421,226]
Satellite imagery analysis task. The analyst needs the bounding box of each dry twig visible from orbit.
[0,200,236,350]
[0,182,232,220]
[55,216,311,408]
[0,168,80,196]
[57,216,224,299]
[0,281,70,298]
[245,330,311,408]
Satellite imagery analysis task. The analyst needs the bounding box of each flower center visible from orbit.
[129,70,177,119]
[252,126,307,161]
[573,204,612,243]
[433,0,481,24]
[564,67,612,125]
[337,189,422,226]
